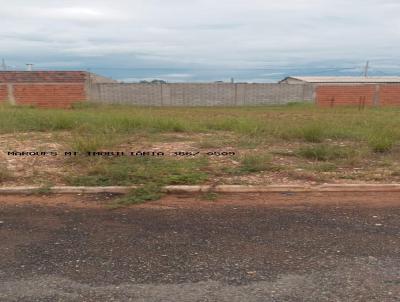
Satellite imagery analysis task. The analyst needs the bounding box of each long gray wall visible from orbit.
[89,83,314,106]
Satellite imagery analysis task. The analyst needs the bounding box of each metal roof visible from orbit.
[281,76,400,83]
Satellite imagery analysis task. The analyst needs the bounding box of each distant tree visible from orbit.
[151,79,167,84]
[139,79,167,84]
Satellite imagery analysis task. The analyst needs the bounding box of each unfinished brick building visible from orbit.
[280,76,400,107]
[0,71,115,108]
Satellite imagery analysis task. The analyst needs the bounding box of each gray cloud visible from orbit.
[0,0,399,80]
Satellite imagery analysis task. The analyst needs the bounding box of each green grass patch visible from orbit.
[297,145,354,161]
[225,153,282,175]
[71,102,100,110]
[67,156,209,187]
[300,124,326,143]
[33,182,54,195]
[70,130,123,153]
[67,156,209,206]
[1,104,400,145]
[70,134,108,153]
[199,191,219,201]
[116,183,164,206]
[368,135,395,153]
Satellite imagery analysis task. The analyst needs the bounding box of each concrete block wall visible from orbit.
[167,84,236,106]
[90,83,164,106]
[239,84,311,105]
[89,83,314,106]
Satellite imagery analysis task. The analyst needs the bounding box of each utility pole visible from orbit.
[364,60,369,77]
[1,58,6,71]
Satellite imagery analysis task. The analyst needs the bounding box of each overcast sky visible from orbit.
[0,0,399,81]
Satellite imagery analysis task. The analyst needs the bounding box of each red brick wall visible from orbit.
[380,85,400,106]
[0,85,7,103]
[13,84,86,108]
[316,85,376,107]
[0,71,88,108]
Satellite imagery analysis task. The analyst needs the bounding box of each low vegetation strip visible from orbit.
[1,102,400,146]
[2,102,400,204]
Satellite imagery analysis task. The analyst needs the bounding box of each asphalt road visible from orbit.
[0,192,399,302]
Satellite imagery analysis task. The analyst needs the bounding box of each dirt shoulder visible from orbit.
[1,191,400,209]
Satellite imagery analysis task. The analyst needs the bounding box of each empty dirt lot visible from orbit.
[0,192,399,301]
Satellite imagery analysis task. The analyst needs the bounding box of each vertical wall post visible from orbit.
[7,84,16,105]
[161,84,171,106]
[85,71,92,102]
[234,83,238,106]
[373,84,380,106]
[160,84,164,106]
[313,84,317,104]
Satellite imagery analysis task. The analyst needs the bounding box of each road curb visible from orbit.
[2,184,400,195]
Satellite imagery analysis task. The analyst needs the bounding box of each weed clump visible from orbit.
[67,157,209,205]
[368,136,395,153]
[301,125,325,143]
[297,145,353,161]
[116,183,164,206]
[225,154,282,175]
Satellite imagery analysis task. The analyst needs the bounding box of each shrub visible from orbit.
[67,157,209,187]
[116,183,164,206]
[68,157,209,206]
[368,136,395,153]
[228,154,282,174]
[301,124,325,143]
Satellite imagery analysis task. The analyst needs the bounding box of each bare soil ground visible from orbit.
[0,192,399,301]
[2,132,400,187]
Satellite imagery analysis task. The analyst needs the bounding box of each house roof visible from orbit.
[280,76,400,84]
